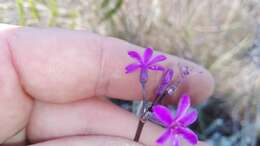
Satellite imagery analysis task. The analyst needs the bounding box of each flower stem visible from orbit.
[136,82,148,116]
[133,117,145,141]
[141,82,148,113]
[134,82,148,142]
[134,108,150,142]
[133,91,165,142]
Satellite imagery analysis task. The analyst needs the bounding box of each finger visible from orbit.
[27,98,209,146]
[0,25,32,144]
[29,136,144,146]
[5,24,214,103]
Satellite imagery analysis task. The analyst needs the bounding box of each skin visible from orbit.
[0,24,214,146]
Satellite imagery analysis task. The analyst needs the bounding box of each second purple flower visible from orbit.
[152,94,198,146]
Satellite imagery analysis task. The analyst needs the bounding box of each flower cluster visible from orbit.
[126,48,198,146]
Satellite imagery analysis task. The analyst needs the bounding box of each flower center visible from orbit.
[170,122,183,129]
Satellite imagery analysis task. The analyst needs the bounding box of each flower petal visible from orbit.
[156,129,172,144]
[172,135,180,146]
[125,63,140,73]
[177,127,198,145]
[148,65,165,71]
[148,55,167,65]
[174,94,191,121]
[143,48,153,63]
[128,51,142,63]
[152,105,174,126]
[179,110,198,126]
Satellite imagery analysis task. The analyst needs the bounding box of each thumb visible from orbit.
[29,136,144,146]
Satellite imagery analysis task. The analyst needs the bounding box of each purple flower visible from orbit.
[152,94,198,146]
[156,68,174,96]
[125,48,167,84]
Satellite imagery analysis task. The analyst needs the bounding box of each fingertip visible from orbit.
[201,69,215,101]
[187,68,215,104]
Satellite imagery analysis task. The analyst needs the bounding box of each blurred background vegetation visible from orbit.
[0,0,260,145]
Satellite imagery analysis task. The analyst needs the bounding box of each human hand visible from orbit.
[0,24,214,146]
